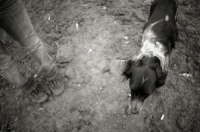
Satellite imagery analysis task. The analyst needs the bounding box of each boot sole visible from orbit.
[50,80,65,96]
[31,93,48,103]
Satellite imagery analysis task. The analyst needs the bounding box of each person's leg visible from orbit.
[0,0,54,75]
[0,0,64,100]
[0,40,28,87]
[0,40,48,102]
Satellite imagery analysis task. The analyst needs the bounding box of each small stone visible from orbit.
[161,114,164,120]
[132,9,146,22]
[65,66,75,79]
[39,108,43,110]
[124,36,128,40]
[59,68,66,77]
[88,49,92,52]
[56,45,74,63]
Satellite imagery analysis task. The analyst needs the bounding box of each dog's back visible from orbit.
[124,0,178,114]
[143,0,178,49]
[145,0,177,28]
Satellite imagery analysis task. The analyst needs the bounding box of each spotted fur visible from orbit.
[124,0,178,114]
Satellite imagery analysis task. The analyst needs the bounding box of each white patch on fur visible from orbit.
[137,19,168,72]
[142,76,149,84]
[165,15,169,21]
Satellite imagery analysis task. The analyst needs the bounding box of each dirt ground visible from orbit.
[0,0,200,132]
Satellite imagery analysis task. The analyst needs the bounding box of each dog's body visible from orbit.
[140,0,178,72]
[123,0,178,114]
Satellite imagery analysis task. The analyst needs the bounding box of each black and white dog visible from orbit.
[123,0,178,114]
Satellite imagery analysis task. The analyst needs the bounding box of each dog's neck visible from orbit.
[137,50,165,70]
[136,18,169,73]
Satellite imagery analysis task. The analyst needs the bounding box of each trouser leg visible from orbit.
[0,0,55,78]
[0,41,29,87]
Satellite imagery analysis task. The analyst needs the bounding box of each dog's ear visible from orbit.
[155,63,167,87]
[156,73,167,87]
[155,63,163,79]
[122,59,141,80]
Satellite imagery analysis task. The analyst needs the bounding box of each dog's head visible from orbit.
[123,56,167,92]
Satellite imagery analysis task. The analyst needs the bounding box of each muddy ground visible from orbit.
[0,0,200,132]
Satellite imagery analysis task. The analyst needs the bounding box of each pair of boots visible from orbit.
[21,66,64,103]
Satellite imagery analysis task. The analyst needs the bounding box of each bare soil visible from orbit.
[0,0,200,132]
